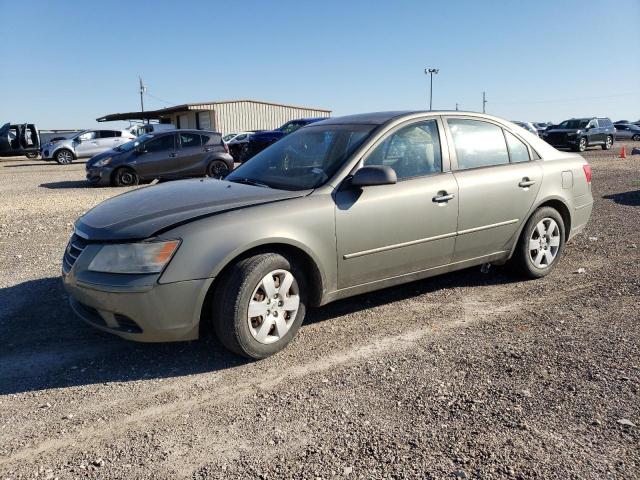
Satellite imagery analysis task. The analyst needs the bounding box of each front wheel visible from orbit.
[54,149,73,165]
[212,253,306,359]
[574,137,587,152]
[632,134,640,141]
[112,167,139,187]
[512,207,565,279]
[602,135,613,150]
[206,159,230,179]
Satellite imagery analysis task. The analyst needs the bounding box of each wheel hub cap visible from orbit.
[529,218,561,268]
[247,269,300,345]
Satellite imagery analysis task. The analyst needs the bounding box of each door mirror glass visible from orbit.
[351,165,397,187]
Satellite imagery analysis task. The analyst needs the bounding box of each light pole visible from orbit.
[424,68,439,110]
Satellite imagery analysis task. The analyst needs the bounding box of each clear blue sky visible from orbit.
[1,0,639,129]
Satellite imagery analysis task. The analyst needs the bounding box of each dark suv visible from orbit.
[541,117,614,152]
[242,118,328,161]
[86,129,234,187]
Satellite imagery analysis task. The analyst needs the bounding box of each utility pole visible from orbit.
[139,76,146,113]
[424,68,439,110]
[455,103,459,111]
[482,91,487,113]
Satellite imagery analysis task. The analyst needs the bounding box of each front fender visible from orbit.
[157,193,337,294]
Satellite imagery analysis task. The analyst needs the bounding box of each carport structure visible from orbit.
[97,99,331,135]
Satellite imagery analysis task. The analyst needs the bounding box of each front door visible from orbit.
[74,131,101,158]
[335,118,459,289]
[445,117,542,262]
[134,133,177,178]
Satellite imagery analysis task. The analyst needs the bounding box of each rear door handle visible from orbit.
[519,178,536,188]
[169,153,177,158]
[433,192,455,203]
[203,148,212,152]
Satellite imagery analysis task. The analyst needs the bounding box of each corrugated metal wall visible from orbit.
[189,101,331,135]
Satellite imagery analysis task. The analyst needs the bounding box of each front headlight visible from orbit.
[93,157,112,167]
[88,240,180,274]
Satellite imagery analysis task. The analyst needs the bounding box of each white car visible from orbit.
[41,129,135,164]
[127,123,175,137]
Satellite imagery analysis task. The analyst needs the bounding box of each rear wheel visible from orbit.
[25,152,38,159]
[632,134,640,141]
[206,159,230,179]
[212,253,306,359]
[112,167,139,187]
[54,149,73,165]
[512,207,565,279]
[602,135,613,150]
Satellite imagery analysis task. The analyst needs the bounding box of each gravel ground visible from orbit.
[0,143,638,479]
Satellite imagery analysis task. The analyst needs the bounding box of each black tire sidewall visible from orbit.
[602,135,612,150]
[578,138,587,152]
[213,253,307,359]
[113,167,138,187]
[207,160,229,178]
[516,207,566,279]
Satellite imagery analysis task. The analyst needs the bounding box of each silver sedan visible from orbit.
[62,111,593,358]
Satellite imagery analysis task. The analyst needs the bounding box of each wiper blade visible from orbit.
[229,178,271,188]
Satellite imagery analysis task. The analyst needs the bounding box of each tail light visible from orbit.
[582,164,592,183]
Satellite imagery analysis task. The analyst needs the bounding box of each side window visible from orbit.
[200,134,211,145]
[364,119,442,180]
[179,132,201,148]
[505,131,530,163]
[448,119,509,170]
[78,131,97,141]
[146,134,175,153]
[587,119,598,129]
[98,130,117,138]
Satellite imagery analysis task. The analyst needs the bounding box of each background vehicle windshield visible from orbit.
[558,119,589,129]
[226,124,376,191]
[115,133,153,152]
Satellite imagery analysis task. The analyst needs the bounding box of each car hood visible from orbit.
[75,178,310,241]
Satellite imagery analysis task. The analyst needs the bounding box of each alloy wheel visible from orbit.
[247,269,300,345]
[529,218,561,268]
[579,138,586,152]
[57,150,72,164]
[117,169,136,186]
[605,136,612,149]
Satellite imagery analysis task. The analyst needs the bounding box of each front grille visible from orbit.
[545,132,567,145]
[62,234,88,273]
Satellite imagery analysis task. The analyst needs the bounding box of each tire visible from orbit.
[212,253,306,359]
[632,134,640,141]
[512,206,566,279]
[112,167,139,187]
[25,152,38,159]
[574,137,587,152]
[54,149,73,165]
[602,135,613,150]
[206,159,230,179]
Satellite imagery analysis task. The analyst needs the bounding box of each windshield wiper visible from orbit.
[229,178,272,189]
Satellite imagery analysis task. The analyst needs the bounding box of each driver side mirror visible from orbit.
[351,165,397,188]
[135,144,146,154]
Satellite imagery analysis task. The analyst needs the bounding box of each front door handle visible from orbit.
[519,178,536,188]
[433,192,455,203]
[169,153,177,158]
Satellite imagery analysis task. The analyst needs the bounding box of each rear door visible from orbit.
[445,117,542,262]
[175,131,204,176]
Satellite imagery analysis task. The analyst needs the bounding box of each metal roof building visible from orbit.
[97,99,331,134]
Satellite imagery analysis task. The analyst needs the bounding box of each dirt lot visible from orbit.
[0,143,638,479]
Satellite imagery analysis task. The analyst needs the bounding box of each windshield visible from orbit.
[558,119,589,129]
[115,133,154,152]
[226,124,376,191]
